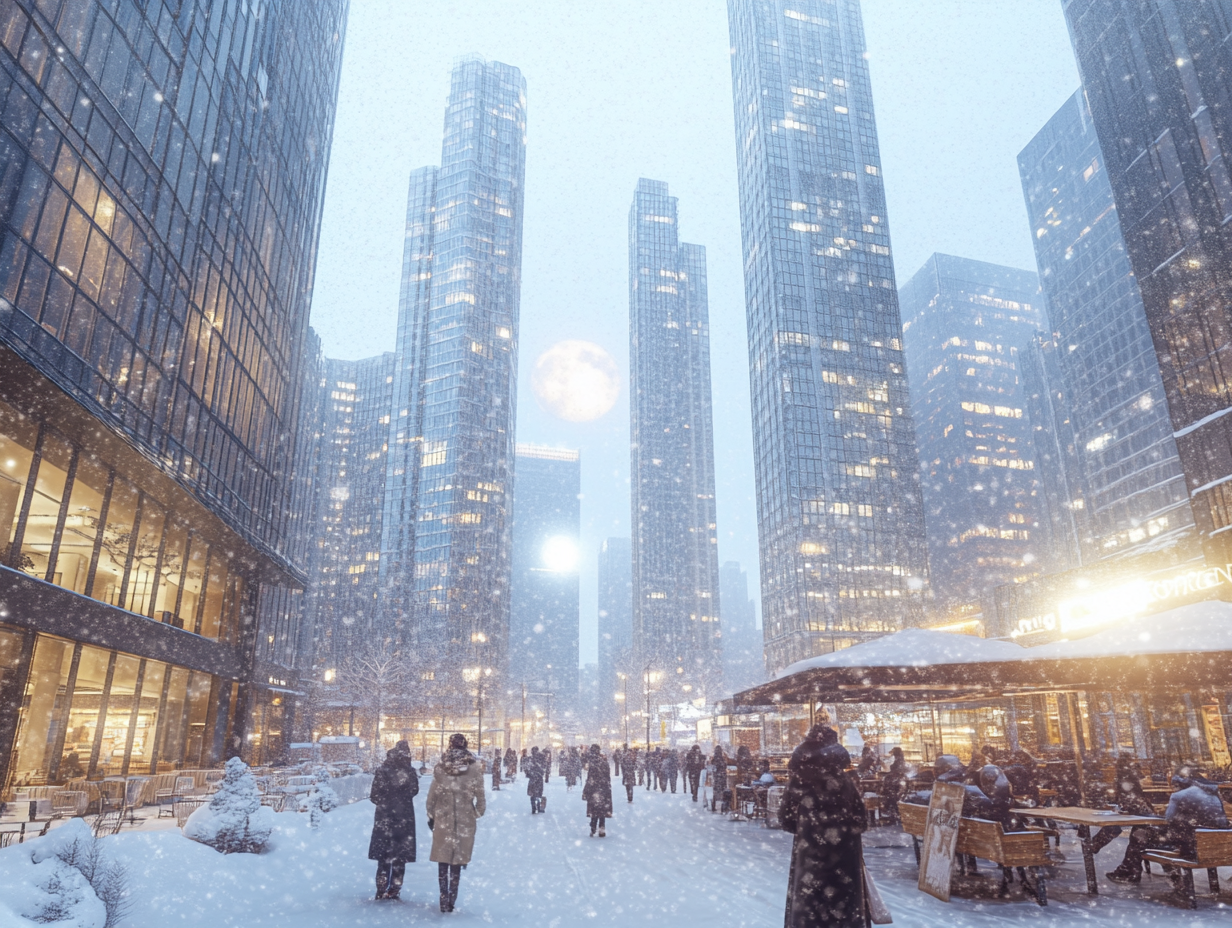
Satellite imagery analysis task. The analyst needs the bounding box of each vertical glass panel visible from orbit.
[158,665,189,769]
[97,654,138,777]
[153,519,187,621]
[125,499,164,614]
[0,400,38,556]
[10,633,72,786]
[63,645,110,777]
[17,433,71,577]
[132,661,164,773]
[55,454,107,594]
[93,477,137,606]
[198,555,228,640]
[182,671,212,767]
[181,538,207,632]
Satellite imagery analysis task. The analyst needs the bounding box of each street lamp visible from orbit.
[643,661,657,750]
[617,672,629,743]
[465,667,493,750]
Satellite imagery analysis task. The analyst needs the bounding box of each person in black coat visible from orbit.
[543,748,553,783]
[879,747,907,825]
[855,745,880,778]
[1002,749,1040,806]
[711,746,729,812]
[685,744,705,802]
[620,743,637,803]
[662,748,679,793]
[491,748,502,791]
[780,725,867,928]
[504,747,517,781]
[976,764,1016,831]
[583,744,614,836]
[368,740,419,900]
[527,747,545,813]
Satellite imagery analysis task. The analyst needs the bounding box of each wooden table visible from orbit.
[1018,807,1165,895]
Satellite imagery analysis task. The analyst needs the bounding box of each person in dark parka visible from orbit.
[527,747,545,813]
[685,744,705,801]
[780,725,867,928]
[855,745,880,778]
[583,744,614,836]
[620,743,637,803]
[505,747,518,781]
[879,747,907,825]
[368,740,419,900]
[737,745,756,786]
[662,747,679,793]
[711,746,729,812]
[491,748,502,790]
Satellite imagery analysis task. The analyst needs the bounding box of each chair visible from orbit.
[260,793,287,813]
[51,790,88,818]
[173,798,208,828]
[91,809,124,837]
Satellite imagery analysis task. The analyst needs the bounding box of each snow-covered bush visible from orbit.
[21,817,128,927]
[306,767,339,828]
[184,756,275,854]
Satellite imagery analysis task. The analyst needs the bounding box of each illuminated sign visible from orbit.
[1056,563,1231,636]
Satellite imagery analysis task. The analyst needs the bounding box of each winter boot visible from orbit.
[1105,866,1141,885]
[598,825,606,837]
[448,866,461,912]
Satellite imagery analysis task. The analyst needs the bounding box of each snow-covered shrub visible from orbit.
[184,756,274,854]
[24,817,127,927]
[306,767,339,828]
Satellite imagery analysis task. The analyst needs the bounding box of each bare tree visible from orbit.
[337,638,408,766]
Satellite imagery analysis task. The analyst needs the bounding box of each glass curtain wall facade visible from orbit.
[899,254,1046,608]
[306,354,394,670]
[0,0,346,788]
[380,59,527,707]
[1064,0,1232,562]
[509,445,580,713]
[719,560,763,696]
[726,0,928,674]
[628,178,722,702]
[1019,88,1198,564]
[597,537,632,728]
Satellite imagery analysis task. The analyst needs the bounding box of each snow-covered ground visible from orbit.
[2,773,1228,926]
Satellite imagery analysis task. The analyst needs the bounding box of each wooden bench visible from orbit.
[1143,829,1232,909]
[899,802,1049,905]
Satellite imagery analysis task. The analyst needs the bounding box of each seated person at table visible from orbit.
[1092,754,1156,864]
[1002,750,1040,806]
[905,755,995,820]
[879,747,908,825]
[1107,766,1229,885]
[756,759,776,786]
[977,764,1017,831]
[856,745,881,777]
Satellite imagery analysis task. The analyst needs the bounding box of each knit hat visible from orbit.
[448,733,468,750]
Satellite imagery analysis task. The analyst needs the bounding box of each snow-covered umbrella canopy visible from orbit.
[733,628,1029,706]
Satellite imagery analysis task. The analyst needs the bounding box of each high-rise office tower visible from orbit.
[597,536,632,725]
[1019,88,1197,564]
[899,255,1047,606]
[509,444,580,710]
[628,179,721,702]
[727,0,928,673]
[1064,1,1232,562]
[305,354,395,670]
[0,0,347,784]
[381,60,527,702]
[719,561,763,696]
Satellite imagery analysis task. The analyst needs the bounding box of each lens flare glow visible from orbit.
[541,535,579,573]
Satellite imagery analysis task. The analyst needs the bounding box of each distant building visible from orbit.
[0,0,347,785]
[379,59,527,708]
[727,0,929,674]
[509,445,580,712]
[719,561,763,695]
[597,537,632,727]
[1018,89,1197,564]
[1065,1,1232,564]
[304,354,395,670]
[899,255,1047,606]
[628,179,722,701]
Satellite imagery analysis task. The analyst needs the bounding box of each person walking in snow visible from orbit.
[491,748,502,791]
[711,745,729,813]
[635,747,646,786]
[780,724,867,928]
[505,747,518,781]
[582,743,614,837]
[426,733,486,913]
[520,748,529,776]
[527,746,545,813]
[620,743,637,803]
[645,747,658,791]
[685,744,705,802]
[368,740,419,901]
[543,748,552,783]
[662,747,679,793]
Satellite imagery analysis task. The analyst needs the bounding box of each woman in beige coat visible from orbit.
[426,733,486,913]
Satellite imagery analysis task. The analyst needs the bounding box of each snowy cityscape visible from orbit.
[1,0,1232,926]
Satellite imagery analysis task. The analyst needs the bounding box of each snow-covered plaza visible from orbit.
[2,773,1228,927]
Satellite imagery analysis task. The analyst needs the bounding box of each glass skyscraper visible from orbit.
[597,536,632,728]
[1065,0,1232,562]
[628,179,721,702]
[727,0,928,673]
[381,59,527,703]
[1018,89,1196,563]
[0,0,346,782]
[509,444,580,712]
[899,255,1046,608]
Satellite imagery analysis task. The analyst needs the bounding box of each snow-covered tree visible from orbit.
[306,767,339,828]
[184,756,274,854]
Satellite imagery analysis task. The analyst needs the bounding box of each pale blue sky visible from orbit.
[308,1,1081,668]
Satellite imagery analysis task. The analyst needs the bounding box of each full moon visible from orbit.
[531,340,620,422]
